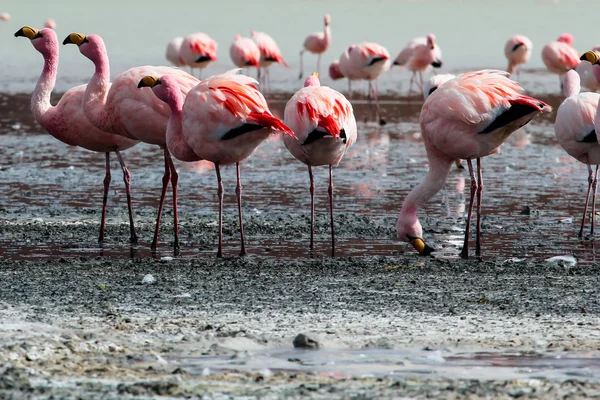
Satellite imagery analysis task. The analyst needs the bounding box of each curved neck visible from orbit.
[84,49,111,131]
[324,25,331,44]
[31,49,58,126]
[507,61,516,75]
[165,95,198,162]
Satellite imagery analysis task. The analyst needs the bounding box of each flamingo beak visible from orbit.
[409,237,435,256]
[63,33,88,46]
[137,76,162,88]
[14,26,42,40]
[580,51,600,65]
[312,72,319,78]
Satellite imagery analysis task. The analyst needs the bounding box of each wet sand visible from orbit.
[2,79,600,398]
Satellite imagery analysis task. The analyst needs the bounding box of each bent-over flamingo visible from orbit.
[229,35,260,72]
[504,35,532,80]
[283,72,357,256]
[542,33,580,89]
[138,70,295,257]
[397,70,551,259]
[298,14,331,79]
[16,26,139,245]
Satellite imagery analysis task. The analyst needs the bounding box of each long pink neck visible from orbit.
[84,43,112,131]
[31,47,58,129]
[507,61,516,75]
[399,151,453,226]
[163,85,199,162]
[323,25,331,47]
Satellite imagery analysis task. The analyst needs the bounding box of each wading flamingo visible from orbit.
[165,37,185,67]
[251,31,288,89]
[397,70,551,259]
[283,72,357,256]
[16,26,139,245]
[576,49,600,92]
[504,35,532,79]
[329,59,343,80]
[63,32,199,252]
[393,34,442,96]
[554,69,600,237]
[138,70,295,258]
[229,35,260,73]
[179,32,217,78]
[298,14,331,79]
[542,33,580,89]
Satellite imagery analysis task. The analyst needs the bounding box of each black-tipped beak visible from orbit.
[408,236,435,256]
[62,34,89,46]
[14,27,42,39]
[62,36,72,45]
[137,77,162,88]
[14,28,25,38]
[195,55,213,63]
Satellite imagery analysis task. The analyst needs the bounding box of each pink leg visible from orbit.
[308,165,315,250]
[408,73,415,97]
[215,163,224,258]
[347,80,352,101]
[151,146,172,251]
[99,152,111,245]
[328,164,335,257]
[165,151,180,252]
[317,54,321,77]
[298,50,304,80]
[236,162,247,256]
[371,80,386,126]
[417,71,424,94]
[114,150,137,245]
[460,159,477,259]
[578,164,594,238]
[591,165,599,236]
[475,157,483,256]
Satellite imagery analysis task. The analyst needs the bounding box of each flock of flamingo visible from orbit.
[5,11,600,260]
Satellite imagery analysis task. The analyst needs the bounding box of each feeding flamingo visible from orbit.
[63,32,199,253]
[298,14,331,79]
[393,34,442,96]
[396,70,551,259]
[229,34,260,72]
[165,37,185,68]
[138,70,295,258]
[251,31,288,89]
[554,69,600,237]
[283,72,357,256]
[504,35,532,79]
[542,33,580,89]
[179,32,217,78]
[15,26,139,245]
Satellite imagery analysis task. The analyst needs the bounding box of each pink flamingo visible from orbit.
[328,59,343,81]
[251,31,288,89]
[283,72,357,256]
[44,18,56,30]
[298,14,331,79]
[580,51,600,86]
[504,35,532,79]
[576,49,600,91]
[165,37,185,67]
[179,32,217,78]
[393,34,442,96]
[138,70,295,257]
[63,32,199,253]
[0,13,10,22]
[554,69,600,237]
[396,70,551,259]
[542,33,580,88]
[15,26,139,245]
[229,35,260,72]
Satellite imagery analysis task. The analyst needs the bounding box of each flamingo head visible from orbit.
[304,72,321,87]
[396,214,435,256]
[427,34,436,49]
[63,32,107,64]
[137,75,182,109]
[557,33,574,45]
[581,50,600,65]
[329,60,344,80]
[14,27,55,55]
[324,14,331,26]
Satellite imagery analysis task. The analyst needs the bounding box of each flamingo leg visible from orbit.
[308,165,315,250]
[328,164,335,257]
[114,149,137,245]
[475,157,484,257]
[460,159,477,259]
[578,164,594,238]
[366,81,373,122]
[348,80,353,101]
[151,146,172,251]
[165,150,180,253]
[99,152,111,245]
[408,73,415,97]
[591,165,599,236]
[317,53,321,77]
[235,162,247,256]
[298,50,304,79]
[372,79,386,125]
[417,71,424,95]
[215,163,224,258]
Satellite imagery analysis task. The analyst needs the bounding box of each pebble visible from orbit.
[293,334,319,349]
[142,274,156,284]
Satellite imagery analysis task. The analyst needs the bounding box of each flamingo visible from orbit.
[165,37,185,68]
[0,13,10,22]
[229,35,260,73]
[396,70,551,259]
[63,32,199,253]
[393,34,442,96]
[179,32,217,78]
[44,18,56,30]
[541,33,580,89]
[554,69,600,237]
[251,31,288,89]
[328,59,343,81]
[15,26,139,245]
[576,49,600,92]
[504,35,532,80]
[138,71,295,257]
[580,51,600,86]
[283,72,357,256]
[298,14,331,79]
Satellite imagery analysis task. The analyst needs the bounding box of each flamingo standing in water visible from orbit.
[283,72,357,256]
[393,34,442,96]
[298,14,331,79]
[397,70,551,259]
[138,71,294,257]
[504,35,532,79]
[229,35,260,73]
[165,37,185,68]
[542,33,580,89]
[179,32,217,78]
[251,31,288,90]
[63,32,199,252]
[15,26,139,245]
[554,69,600,237]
